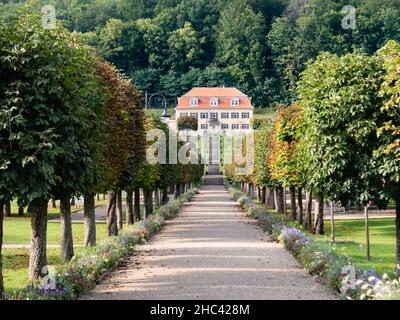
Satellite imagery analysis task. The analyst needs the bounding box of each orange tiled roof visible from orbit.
[176,87,253,109]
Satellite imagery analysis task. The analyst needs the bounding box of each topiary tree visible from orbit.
[376,40,400,275]
[96,61,146,236]
[253,122,274,207]
[298,51,385,236]
[0,11,108,277]
[177,115,198,131]
[268,103,305,222]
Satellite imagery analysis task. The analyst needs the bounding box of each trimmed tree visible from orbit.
[376,40,400,276]
[96,61,146,236]
[0,12,106,276]
[177,115,198,131]
[298,51,385,236]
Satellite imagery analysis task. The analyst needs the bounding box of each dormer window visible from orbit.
[231,98,240,106]
[190,98,198,106]
[210,97,218,107]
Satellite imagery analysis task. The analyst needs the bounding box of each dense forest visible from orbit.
[1,0,400,107]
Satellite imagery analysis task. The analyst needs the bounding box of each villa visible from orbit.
[175,87,254,132]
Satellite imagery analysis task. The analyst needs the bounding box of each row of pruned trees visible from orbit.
[226,40,400,276]
[0,12,203,297]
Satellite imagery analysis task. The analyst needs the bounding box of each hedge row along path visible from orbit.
[82,164,335,300]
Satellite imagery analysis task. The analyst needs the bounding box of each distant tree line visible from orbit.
[3,0,399,107]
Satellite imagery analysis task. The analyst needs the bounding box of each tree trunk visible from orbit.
[313,193,324,235]
[275,186,285,214]
[117,190,123,231]
[83,193,96,247]
[60,197,74,262]
[97,194,100,201]
[106,192,118,236]
[155,189,160,209]
[266,188,275,209]
[28,199,48,280]
[134,189,141,222]
[161,187,169,205]
[290,187,297,220]
[144,190,153,219]
[126,190,134,225]
[70,197,75,206]
[149,190,154,214]
[0,202,3,298]
[103,194,106,200]
[365,206,371,261]
[297,188,303,225]
[304,191,313,231]
[4,201,11,217]
[330,201,335,242]
[18,206,24,216]
[175,184,180,198]
[395,193,400,276]
[261,187,266,203]
[51,198,57,209]
[283,187,287,215]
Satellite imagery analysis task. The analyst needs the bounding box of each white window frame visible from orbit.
[241,124,250,130]
[232,124,239,130]
[221,112,229,119]
[231,112,239,119]
[221,124,229,130]
[180,113,188,117]
[200,113,208,119]
[190,98,199,106]
[201,124,208,130]
[190,113,198,118]
[210,112,218,119]
[242,112,250,119]
[210,97,218,107]
[231,98,240,106]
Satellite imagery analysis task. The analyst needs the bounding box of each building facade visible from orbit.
[176,87,254,132]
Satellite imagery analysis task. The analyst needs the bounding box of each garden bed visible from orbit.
[226,182,400,300]
[11,188,199,300]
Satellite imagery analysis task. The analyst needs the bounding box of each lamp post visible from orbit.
[145,92,170,123]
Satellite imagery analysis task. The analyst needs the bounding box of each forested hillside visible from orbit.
[2,0,400,107]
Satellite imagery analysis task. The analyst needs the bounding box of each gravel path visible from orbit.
[81,184,336,300]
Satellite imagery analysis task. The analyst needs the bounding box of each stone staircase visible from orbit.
[204,135,223,186]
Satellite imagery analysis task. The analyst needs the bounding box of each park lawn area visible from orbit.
[315,218,396,276]
[254,107,276,119]
[3,220,108,245]
[9,198,107,220]
[2,247,88,296]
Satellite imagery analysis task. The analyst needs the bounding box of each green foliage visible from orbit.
[268,0,400,103]
[253,123,273,187]
[177,115,198,131]
[0,11,106,203]
[215,0,265,88]
[298,51,386,204]
[95,60,146,191]
[375,41,400,189]
[268,103,304,188]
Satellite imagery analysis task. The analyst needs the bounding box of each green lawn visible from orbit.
[3,220,107,245]
[8,198,107,220]
[316,218,396,276]
[254,107,276,119]
[2,222,109,296]
[2,247,88,296]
